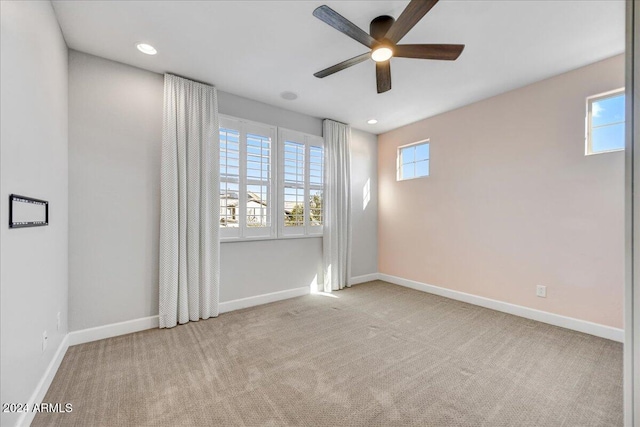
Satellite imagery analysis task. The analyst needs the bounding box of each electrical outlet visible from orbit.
[536,285,547,298]
[57,312,61,331]
[42,330,48,352]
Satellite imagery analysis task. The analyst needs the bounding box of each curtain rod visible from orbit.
[165,73,216,88]
[323,118,350,126]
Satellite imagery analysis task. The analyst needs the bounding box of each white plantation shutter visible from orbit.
[219,125,240,237]
[244,123,275,238]
[309,144,325,231]
[246,133,270,227]
[282,139,306,234]
[218,116,276,240]
[278,128,324,237]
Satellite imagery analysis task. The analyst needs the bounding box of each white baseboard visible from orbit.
[378,273,624,342]
[20,276,621,427]
[66,287,312,348]
[219,286,309,313]
[68,315,159,346]
[348,273,380,286]
[19,286,308,426]
[16,334,69,427]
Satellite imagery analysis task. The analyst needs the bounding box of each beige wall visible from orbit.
[378,54,625,329]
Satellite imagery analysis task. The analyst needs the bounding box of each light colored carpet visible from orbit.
[33,281,622,426]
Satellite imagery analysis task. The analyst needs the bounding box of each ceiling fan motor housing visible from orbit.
[370,15,395,42]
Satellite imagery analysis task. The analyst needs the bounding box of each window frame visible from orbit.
[277,128,325,238]
[219,115,277,242]
[397,139,430,181]
[218,116,324,242]
[585,87,625,155]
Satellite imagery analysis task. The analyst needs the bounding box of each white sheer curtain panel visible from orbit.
[159,74,220,328]
[323,119,352,292]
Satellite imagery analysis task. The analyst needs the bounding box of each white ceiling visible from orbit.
[51,0,625,134]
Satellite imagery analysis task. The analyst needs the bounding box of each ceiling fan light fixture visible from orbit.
[371,46,393,62]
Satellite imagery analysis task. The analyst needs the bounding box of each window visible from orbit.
[397,140,430,181]
[586,88,625,155]
[219,116,276,240]
[279,129,324,237]
[219,117,324,241]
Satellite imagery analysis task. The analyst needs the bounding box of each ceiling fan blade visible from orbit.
[314,53,371,78]
[385,0,439,44]
[376,61,391,93]
[395,44,465,60]
[313,5,377,49]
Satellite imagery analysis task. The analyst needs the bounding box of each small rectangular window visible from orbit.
[397,140,430,181]
[586,88,625,155]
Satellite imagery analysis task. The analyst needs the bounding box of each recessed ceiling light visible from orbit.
[281,91,298,101]
[367,119,378,125]
[136,43,157,55]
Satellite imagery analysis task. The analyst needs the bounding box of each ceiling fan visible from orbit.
[312,0,465,93]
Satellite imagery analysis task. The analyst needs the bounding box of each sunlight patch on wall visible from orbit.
[363,178,371,210]
[309,274,319,293]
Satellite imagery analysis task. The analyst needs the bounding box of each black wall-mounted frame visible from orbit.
[9,194,49,228]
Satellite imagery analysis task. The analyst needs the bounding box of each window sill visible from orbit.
[397,174,430,182]
[585,148,625,156]
[221,234,322,244]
